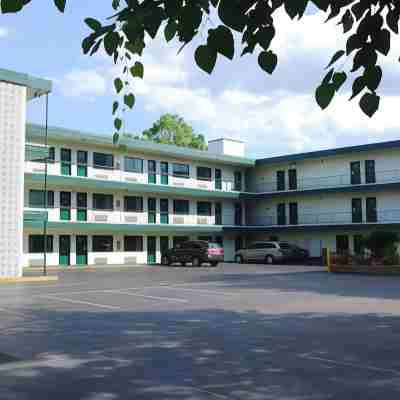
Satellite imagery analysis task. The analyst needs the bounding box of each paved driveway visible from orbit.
[1,263,400,399]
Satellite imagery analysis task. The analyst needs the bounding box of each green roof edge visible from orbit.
[0,68,52,95]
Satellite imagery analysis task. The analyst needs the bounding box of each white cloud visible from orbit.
[59,69,108,99]
[0,27,8,38]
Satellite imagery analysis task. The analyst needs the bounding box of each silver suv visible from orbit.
[235,241,309,264]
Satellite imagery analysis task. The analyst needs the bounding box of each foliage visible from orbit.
[2,0,398,140]
[125,114,207,150]
[364,231,399,258]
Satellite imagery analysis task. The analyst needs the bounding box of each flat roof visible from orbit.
[256,139,400,166]
[0,68,52,99]
[26,124,255,167]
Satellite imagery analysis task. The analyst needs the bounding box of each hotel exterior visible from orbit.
[2,69,400,277]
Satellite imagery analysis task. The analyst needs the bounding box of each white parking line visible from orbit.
[40,295,122,310]
[115,290,188,303]
[164,286,237,296]
[301,355,400,375]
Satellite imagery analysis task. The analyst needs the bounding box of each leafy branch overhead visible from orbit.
[2,0,398,135]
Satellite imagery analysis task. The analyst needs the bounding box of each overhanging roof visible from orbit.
[27,124,255,167]
[0,69,52,99]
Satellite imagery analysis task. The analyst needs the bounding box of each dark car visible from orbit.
[278,242,310,263]
[161,240,224,267]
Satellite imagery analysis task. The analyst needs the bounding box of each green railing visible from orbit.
[24,210,48,223]
[25,144,49,162]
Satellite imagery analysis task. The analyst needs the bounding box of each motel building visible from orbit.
[2,69,400,278]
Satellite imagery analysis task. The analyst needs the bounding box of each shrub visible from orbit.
[364,231,399,258]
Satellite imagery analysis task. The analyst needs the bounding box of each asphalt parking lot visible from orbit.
[1,263,400,399]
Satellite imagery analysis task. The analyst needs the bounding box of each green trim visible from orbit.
[0,69,52,99]
[60,208,71,221]
[161,175,169,185]
[25,173,241,199]
[24,211,48,222]
[77,209,87,221]
[24,220,224,234]
[77,165,87,177]
[26,124,255,167]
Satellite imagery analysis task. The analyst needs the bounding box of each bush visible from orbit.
[364,231,399,258]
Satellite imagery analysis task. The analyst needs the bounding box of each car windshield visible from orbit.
[279,243,293,249]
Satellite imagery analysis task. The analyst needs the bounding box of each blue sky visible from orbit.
[1,2,400,158]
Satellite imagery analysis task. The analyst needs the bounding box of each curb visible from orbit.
[0,276,59,284]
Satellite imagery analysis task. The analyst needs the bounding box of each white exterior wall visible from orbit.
[0,82,27,278]
[251,149,400,192]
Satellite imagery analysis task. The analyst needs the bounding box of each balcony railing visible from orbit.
[25,144,49,162]
[24,210,48,222]
[253,169,400,193]
[246,209,400,227]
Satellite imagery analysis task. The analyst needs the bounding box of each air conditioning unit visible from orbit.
[94,257,108,265]
[197,217,208,225]
[173,217,185,224]
[95,174,109,180]
[94,214,108,222]
[125,216,138,223]
[124,257,137,265]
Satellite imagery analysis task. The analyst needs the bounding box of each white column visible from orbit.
[0,81,27,278]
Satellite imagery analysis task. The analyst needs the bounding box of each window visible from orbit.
[77,193,87,208]
[48,147,55,162]
[61,148,71,162]
[235,203,243,226]
[288,169,297,190]
[161,162,168,175]
[352,198,362,223]
[174,200,189,215]
[124,196,143,212]
[197,166,212,181]
[353,235,364,255]
[197,202,212,216]
[366,197,377,222]
[93,152,114,169]
[29,235,53,253]
[29,190,54,208]
[255,242,276,249]
[365,160,376,184]
[277,171,285,191]
[173,163,190,178]
[60,192,71,208]
[350,161,361,185]
[77,150,88,165]
[277,203,286,225]
[234,171,242,191]
[336,235,349,255]
[215,202,222,225]
[215,168,222,190]
[124,156,143,173]
[160,199,169,224]
[289,202,298,225]
[93,194,114,210]
[148,160,157,173]
[92,236,114,252]
[124,236,143,252]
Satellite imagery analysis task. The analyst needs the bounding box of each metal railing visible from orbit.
[253,169,400,193]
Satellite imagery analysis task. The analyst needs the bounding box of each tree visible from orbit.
[134,114,207,150]
[2,0,398,142]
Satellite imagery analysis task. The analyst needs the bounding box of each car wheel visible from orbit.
[180,262,186,267]
[265,255,274,265]
[192,257,201,267]
[235,255,243,264]
[161,255,170,266]
[210,261,218,267]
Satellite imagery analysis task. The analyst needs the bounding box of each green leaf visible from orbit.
[342,10,354,33]
[130,62,144,79]
[218,0,246,32]
[363,65,382,92]
[332,72,347,92]
[1,0,24,13]
[114,118,122,131]
[326,50,345,69]
[104,31,120,56]
[85,18,101,31]
[164,20,177,42]
[112,101,119,115]
[373,28,390,56]
[387,9,400,34]
[322,68,334,85]
[315,83,335,109]
[113,133,120,145]
[124,93,135,109]
[208,25,235,60]
[258,51,278,74]
[359,92,380,118]
[54,0,66,12]
[285,0,309,19]
[114,78,123,94]
[256,26,275,51]
[195,45,217,74]
[349,76,365,100]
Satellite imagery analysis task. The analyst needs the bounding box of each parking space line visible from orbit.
[40,295,122,310]
[164,286,237,296]
[115,290,188,303]
[301,355,400,375]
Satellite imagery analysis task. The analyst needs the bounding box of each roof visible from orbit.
[256,139,400,166]
[0,69,52,99]
[26,123,255,167]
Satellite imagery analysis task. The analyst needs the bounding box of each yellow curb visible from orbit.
[0,276,59,284]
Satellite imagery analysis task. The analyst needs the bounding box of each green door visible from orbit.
[148,198,156,224]
[148,160,156,184]
[77,165,87,177]
[147,236,157,264]
[76,236,88,265]
[160,236,169,258]
[161,162,169,185]
[59,235,71,266]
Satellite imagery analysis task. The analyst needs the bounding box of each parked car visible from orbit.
[235,241,309,264]
[161,240,224,267]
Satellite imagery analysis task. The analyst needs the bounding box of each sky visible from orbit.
[1,2,400,158]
